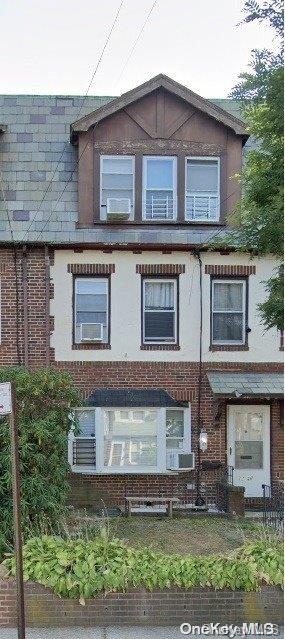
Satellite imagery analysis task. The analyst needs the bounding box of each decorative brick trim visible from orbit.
[141,344,180,350]
[210,345,249,352]
[67,263,115,275]
[136,264,185,275]
[72,343,111,350]
[172,389,194,402]
[0,262,6,274]
[205,265,256,276]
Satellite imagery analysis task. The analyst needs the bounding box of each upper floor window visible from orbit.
[100,155,135,220]
[185,157,220,221]
[74,277,109,344]
[142,278,178,344]
[211,279,246,345]
[143,156,177,221]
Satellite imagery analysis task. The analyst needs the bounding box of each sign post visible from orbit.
[0,382,26,639]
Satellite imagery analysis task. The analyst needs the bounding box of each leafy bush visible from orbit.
[4,535,283,601]
[0,368,79,559]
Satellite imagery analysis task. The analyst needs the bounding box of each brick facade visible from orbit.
[0,580,283,627]
[0,246,283,509]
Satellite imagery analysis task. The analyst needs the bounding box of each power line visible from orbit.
[115,0,158,87]
[20,0,125,244]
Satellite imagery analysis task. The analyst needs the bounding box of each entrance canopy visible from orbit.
[207,372,284,398]
[87,388,187,407]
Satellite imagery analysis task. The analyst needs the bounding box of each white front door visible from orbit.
[227,405,270,497]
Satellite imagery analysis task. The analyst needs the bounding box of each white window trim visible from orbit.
[166,407,191,453]
[74,277,109,344]
[100,155,135,221]
[68,406,190,475]
[142,278,178,345]
[211,278,246,346]
[185,156,220,221]
[142,155,177,221]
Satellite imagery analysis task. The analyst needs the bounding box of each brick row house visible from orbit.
[0,75,283,512]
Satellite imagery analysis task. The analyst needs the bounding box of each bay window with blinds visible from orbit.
[74,277,109,344]
[211,279,247,346]
[142,278,178,344]
[185,157,220,221]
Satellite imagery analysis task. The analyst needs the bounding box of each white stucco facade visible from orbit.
[50,249,282,363]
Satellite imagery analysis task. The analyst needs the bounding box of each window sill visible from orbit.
[72,343,111,350]
[70,468,182,476]
[141,343,180,351]
[76,220,224,228]
[210,344,249,352]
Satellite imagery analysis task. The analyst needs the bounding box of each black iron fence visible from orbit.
[262,483,284,533]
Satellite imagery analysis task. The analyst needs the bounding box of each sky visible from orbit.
[0,0,275,98]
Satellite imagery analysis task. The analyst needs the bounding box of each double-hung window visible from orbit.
[211,279,246,345]
[74,277,109,344]
[185,157,220,221]
[143,156,177,220]
[100,155,134,220]
[69,406,190,474]
[143,278,178,344]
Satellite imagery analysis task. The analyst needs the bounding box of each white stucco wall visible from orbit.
[50,249,282,363]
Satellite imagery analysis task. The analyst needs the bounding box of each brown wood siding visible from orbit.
[77,88,243,227]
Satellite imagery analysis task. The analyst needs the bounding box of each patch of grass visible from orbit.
[67,510,263,556]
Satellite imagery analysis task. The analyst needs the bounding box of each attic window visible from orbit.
[100,155,134,221]
[143,156,177,221]
[185,157,220,221]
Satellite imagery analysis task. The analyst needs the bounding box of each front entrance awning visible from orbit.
[87,388,188,407]
[207,372,284,398]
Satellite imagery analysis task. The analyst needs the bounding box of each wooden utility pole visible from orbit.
[0,382,26,639]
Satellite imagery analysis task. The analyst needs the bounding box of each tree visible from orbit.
[0,368,79,560]
[227,0,284,330]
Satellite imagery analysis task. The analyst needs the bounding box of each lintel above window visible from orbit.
[185,157,220,221]
[69,406,191,474]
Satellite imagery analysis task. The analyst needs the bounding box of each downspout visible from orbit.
[44,246,50,368]
[22,245,29,368]
[192,249,205,507]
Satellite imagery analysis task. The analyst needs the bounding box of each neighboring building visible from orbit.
[0,75,283,511]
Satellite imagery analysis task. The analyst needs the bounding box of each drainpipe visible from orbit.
[192,249,205,507]
[44,246,50,368]
[21,245,29,368]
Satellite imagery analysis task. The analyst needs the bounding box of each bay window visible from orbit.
[143,156,177,220]
[185,157,220,221]
[143,278,178,344]
[74,277,109,344]
[211,279,246,345]
[69,406,190,474]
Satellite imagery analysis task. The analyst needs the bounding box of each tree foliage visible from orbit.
[0,368,79,559]
[228,0,284,330]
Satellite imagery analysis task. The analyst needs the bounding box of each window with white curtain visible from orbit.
[185,157,220,221]
[100,155,134,220]
[211,279,246,345]
[74,277,109,343]
[68,406,191,474]
[143,156,177,220]
[143,278,177,344]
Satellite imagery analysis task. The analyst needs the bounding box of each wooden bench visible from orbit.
[125,496,179,517]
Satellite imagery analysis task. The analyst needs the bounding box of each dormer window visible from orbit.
[185,157,220,221]
[100,155,135,220]
[142,156,177,221]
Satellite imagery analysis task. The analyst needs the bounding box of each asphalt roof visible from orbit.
[207,372,284,397]
[0,92,251,246]
[87,388,187,407]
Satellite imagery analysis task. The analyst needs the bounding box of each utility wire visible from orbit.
[115,0,158,87]
[20,0,125,244]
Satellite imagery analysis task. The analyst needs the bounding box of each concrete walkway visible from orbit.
[0,629,283,639]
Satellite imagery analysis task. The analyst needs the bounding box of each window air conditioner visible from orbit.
[80,323,103,342]
[106,198,131,220]
[166,452,195,471]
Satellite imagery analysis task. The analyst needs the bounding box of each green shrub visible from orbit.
[0,367,79,560]
[4,536,283,601]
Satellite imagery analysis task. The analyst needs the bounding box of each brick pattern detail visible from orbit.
[67,263,115,275]
[136,264,185,275]
[141,344,180,350]
[205,264,256,276]
[72,343,111,350]
[0,581,283,627]
[210,345,249,352]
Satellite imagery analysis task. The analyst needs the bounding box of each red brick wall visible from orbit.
[0,246,283,507]
[0,580,283,627]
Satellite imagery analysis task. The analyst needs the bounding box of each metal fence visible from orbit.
[262,483,284,533]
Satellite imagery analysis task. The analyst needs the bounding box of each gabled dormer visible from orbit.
[70,74,248,228]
